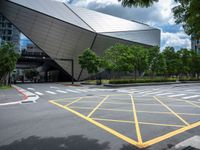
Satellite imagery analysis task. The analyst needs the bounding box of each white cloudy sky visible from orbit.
[66,0,191,50]
[22,0,191,50]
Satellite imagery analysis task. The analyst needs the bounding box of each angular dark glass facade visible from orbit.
[0,0,160,80]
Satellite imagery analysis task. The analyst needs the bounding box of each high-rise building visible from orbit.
[0,14,20,52]
[191,35,200,54]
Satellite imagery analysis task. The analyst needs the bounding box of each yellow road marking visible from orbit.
[64,97,82,107]
[87,95,110,118]
[143,121,200,147]
[153,96,189,126]
[92,118,184,127]
[130,94,143,144]
[68,106,200,116]
[92,118,134,123]
[49,100,142,148]
[53,94,128,102]
[185,101,200,108]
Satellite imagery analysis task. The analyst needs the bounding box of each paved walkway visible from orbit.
[0,87,24,103]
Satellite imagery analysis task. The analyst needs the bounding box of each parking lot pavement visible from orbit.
[49,93,200,149]
[0,83,200,150]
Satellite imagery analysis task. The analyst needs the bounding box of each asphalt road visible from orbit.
[0,83,200,150]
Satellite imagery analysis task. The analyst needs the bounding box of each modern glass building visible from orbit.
[0,0,160,80]
[0,14,20,52]
[191,35,200,54]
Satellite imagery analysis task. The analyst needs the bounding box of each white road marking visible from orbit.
[168,94,186,97]
[118,90,132,93]
[50,86,59,89]
[46,91,56,94]
[138,91,152,94]
[156,93,172,96]
[182,95,200,99]
[75,89,88,92]
[56,90,67,93]
[143,91,161,95]
[66,89,80,93]
[185,89,197,92]
[35,92,44,95]
[27,88,35,91]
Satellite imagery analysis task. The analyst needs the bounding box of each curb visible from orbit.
[0,85,39,106]
[104,81,200,87]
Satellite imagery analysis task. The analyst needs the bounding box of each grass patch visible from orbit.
[82,80,109,85]
[0,85,12,90]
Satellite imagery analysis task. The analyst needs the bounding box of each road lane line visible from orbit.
[35,92,44,95]
[153,96,189,126]
[46,91,56,95]
[182,95,200,99]
[130,94,143,144]
[168,94,186,97]
[87,95,110,118]
[56,90,68,93]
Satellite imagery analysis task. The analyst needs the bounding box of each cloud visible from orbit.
[161,30,191,50]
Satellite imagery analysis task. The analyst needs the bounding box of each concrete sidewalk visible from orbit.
[0,87,24,103]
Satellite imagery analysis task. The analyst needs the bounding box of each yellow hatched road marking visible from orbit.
[87,95,110,118]
[64,97,82,107]
[143,121,200,147]
[68,106,200,116]
[130,94,143,144]
[185,101,200,108]
[53,94,128,102]
[153,96,189,126]
[92,118,134,123]
[92,118,184,127]
[49,100,142,148]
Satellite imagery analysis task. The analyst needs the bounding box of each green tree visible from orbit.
[162,47,180,76]
[0,42,19,85]
[189,51,200,78]
[176,48,192,77]
[130,45,148,79]
[147,46,160,77]
[173,0,200,36]
[24,69,39,81]
[78,48,100,76]
[118,0,158,7]
[102,43,134,78]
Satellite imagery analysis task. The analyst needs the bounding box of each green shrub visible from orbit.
[109,78,176,84]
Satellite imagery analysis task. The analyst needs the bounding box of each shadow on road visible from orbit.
[0,135,109,150]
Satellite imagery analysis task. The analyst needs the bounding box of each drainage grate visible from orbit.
[21,100,35,104]
[183,146,200,150]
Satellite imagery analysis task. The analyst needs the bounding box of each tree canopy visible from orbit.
[78,48,100,75]
[0,42,19,85]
